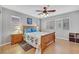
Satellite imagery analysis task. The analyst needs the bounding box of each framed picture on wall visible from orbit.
[27,18,32,24]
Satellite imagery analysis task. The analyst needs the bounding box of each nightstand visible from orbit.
[11,33,23,44]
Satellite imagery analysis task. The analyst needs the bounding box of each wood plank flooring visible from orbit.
[0,44,36,54]
[43,39,79,54]
[1,39,79,54]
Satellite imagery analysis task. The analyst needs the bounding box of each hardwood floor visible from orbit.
[0,44,36,54]
[1,39,79,54]
[43,39,79,54]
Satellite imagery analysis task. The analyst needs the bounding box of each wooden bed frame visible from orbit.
[41,32,55,54]
[23,25,55,54]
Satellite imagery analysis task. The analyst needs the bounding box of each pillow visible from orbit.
[25,28,38,33]
[31,28,37,32]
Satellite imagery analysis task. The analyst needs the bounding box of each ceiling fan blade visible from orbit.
[47,10,56,12]
[36,10,43,12]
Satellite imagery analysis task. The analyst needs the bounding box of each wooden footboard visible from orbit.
[41,32,55,54]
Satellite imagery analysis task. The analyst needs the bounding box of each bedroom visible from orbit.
[0,5,79,54]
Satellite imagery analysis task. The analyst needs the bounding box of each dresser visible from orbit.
[11,33,23,44]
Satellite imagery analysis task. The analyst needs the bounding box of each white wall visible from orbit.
[0,7,40,46]
[0,6,2,45]
[41,10,79,40]
[69,11,79,32]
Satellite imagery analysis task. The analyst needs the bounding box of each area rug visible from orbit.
[19,41,34,51]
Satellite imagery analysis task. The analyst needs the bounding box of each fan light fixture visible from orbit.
[36,6,56,18]
[38,13,49,18]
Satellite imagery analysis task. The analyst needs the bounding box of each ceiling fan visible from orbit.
[36,6,56,15]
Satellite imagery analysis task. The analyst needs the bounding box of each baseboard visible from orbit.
[56,37,69,40]
[0,42,11,47]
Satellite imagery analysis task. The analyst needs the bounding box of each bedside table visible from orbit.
[11,34,23,45]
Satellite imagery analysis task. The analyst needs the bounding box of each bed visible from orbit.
[23,25,55,54]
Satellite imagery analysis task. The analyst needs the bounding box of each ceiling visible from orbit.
[2,5,79,18]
